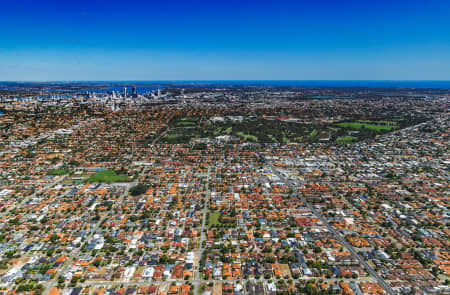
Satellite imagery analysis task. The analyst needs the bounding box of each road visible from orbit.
[255,149,397,295]
[151,126,170,144]
[193,166,211,295]
[80,277,374,288]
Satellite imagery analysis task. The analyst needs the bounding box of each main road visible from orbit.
[193,166,211,295]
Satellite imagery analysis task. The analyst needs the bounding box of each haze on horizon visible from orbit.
[0,0,449,81]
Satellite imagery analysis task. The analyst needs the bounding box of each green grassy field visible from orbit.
[310,129,318,137]
[236,132,258,142]
[357,120,398,126]
[176,121,196,126]
[86,169,129,183]
[212,126,232,136]
[165,134,180,139]
[47,168,69,175]
[208,212,221,227]
[338,122,395,131]
[268,135,278,142]
[336,136,358,143]
[179,117,199,122]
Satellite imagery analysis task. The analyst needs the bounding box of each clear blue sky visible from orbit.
[0,0,449,81]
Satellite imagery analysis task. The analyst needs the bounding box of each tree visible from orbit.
[130,183,147,196]
[306,283,318,295]
[57,276,65,284]
[9,218,20,226]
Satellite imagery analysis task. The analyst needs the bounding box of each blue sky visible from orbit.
[0,0,449,81]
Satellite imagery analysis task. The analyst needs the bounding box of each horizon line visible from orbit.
[1,79,450,83]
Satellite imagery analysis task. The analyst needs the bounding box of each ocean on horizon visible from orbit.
[57,80,450,89]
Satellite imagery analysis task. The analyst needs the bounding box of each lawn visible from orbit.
[165,134,180,140]
[213,126,232,136]
[180,116,199,122]
[236,132,258,142]
[86,169,130,183]
[336,136,358,143]
[338,122,395,131]
[47,168,69,175]
[208,211,236,227]
[357,120,398,126]
[176,121,196,127]
[172,117,200,127]
[208,212,221,227]
[268,134,278,142]
[310,129,318,137]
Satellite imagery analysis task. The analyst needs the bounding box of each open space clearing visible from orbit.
[176,121,196,126]
[174,116,199,127]
[310,129,318,137]
[47,168,69,175]
[337,136,358,143]
[338,122,395,131]
[86,169,129,183]
[236,132,258,142]
[208,212,221,227]
[162,116,401,144]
